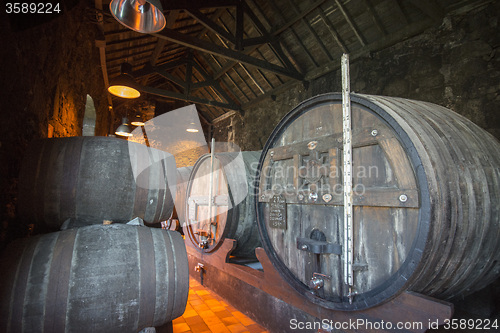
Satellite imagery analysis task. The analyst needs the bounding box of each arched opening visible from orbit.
[82,94,96,136]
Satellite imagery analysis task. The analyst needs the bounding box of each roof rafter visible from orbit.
[152,28,304,80]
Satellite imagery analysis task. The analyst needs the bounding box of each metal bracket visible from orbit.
[297,237,342,255]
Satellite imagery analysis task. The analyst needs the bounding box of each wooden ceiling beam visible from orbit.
[152,28,303,80]
[212,0,325,79]
[138,85,241,111]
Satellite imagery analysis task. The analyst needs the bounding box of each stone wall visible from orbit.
[0,0,109,249]
[215,1,500,149]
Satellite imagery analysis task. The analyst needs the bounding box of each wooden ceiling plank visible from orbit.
[393,0,410,24]
[287,0,333,61]
[408,0,445,22]
[305,17,434,81]
[317,6,349,53]
[149,10,180,68]
[232,66,259,98]
[106,41,158,56]
[106,35,154,47]
[239,63,265,94]
[363,0,388,35]
[199,48,248,102]
[334,0,367,47]
[193,58,239,104]
[106,47,156,64]
[186,8,236,44]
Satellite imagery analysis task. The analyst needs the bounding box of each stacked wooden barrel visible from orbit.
[3,136,188,332]
[17,136,176,229]
[255,93,500,310]
[0,224,188,332]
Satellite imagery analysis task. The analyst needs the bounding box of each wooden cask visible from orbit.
[0,224,189,332]
[18,137,176,229]
[183,151,262,258]
[256,93,500,310]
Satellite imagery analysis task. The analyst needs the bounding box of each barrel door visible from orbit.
[185,156,230,252]
[184,152,262,257]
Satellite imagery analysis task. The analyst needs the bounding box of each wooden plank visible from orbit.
[186,8,235,44]
[334,0,367,46]
[259,188,418,208]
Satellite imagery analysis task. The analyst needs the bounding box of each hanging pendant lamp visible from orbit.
[131,113,145,126]
[115,117,133,137]
[108,63,141,99]
[109,0,166,34]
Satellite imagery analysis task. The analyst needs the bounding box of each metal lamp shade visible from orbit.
[131,114,145,126]
[110,0,166,34]
[115,118,133,137]
[108,74,141,99]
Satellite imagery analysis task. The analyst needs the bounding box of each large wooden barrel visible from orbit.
[18,137,176,229]
[183,151,262,258]
[0,224,189,332]
[256,93,500,311]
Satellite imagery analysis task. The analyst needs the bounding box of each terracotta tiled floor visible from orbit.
[172,278,269,333]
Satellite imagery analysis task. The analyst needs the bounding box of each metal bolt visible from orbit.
[399,194,408,203]
[298,194,304,201]
[261,195,266,200]
[301,244,308,250]
[309,192,318,202]
[371,129,378,137]
[270,151,274,157]
[307,141,318,150]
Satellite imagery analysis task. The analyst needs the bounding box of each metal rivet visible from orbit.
[309,192,318,202]
[399,194,408,203]
[301,244,308,250]
[322,193,332,202]
[337,138,343,143]
[149,199,154,204]
[261,195,266,200]
[307,141,318,150]
[371,129,378,137]
[270,151,274,157]
[298,194,304,201]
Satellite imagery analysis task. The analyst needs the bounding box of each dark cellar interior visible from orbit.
[1,0,500,332]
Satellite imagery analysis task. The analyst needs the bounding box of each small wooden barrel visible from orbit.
[0,224,189,332]
[18,137,176,229]
[256,93,500,310]
[183,151,262,258]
